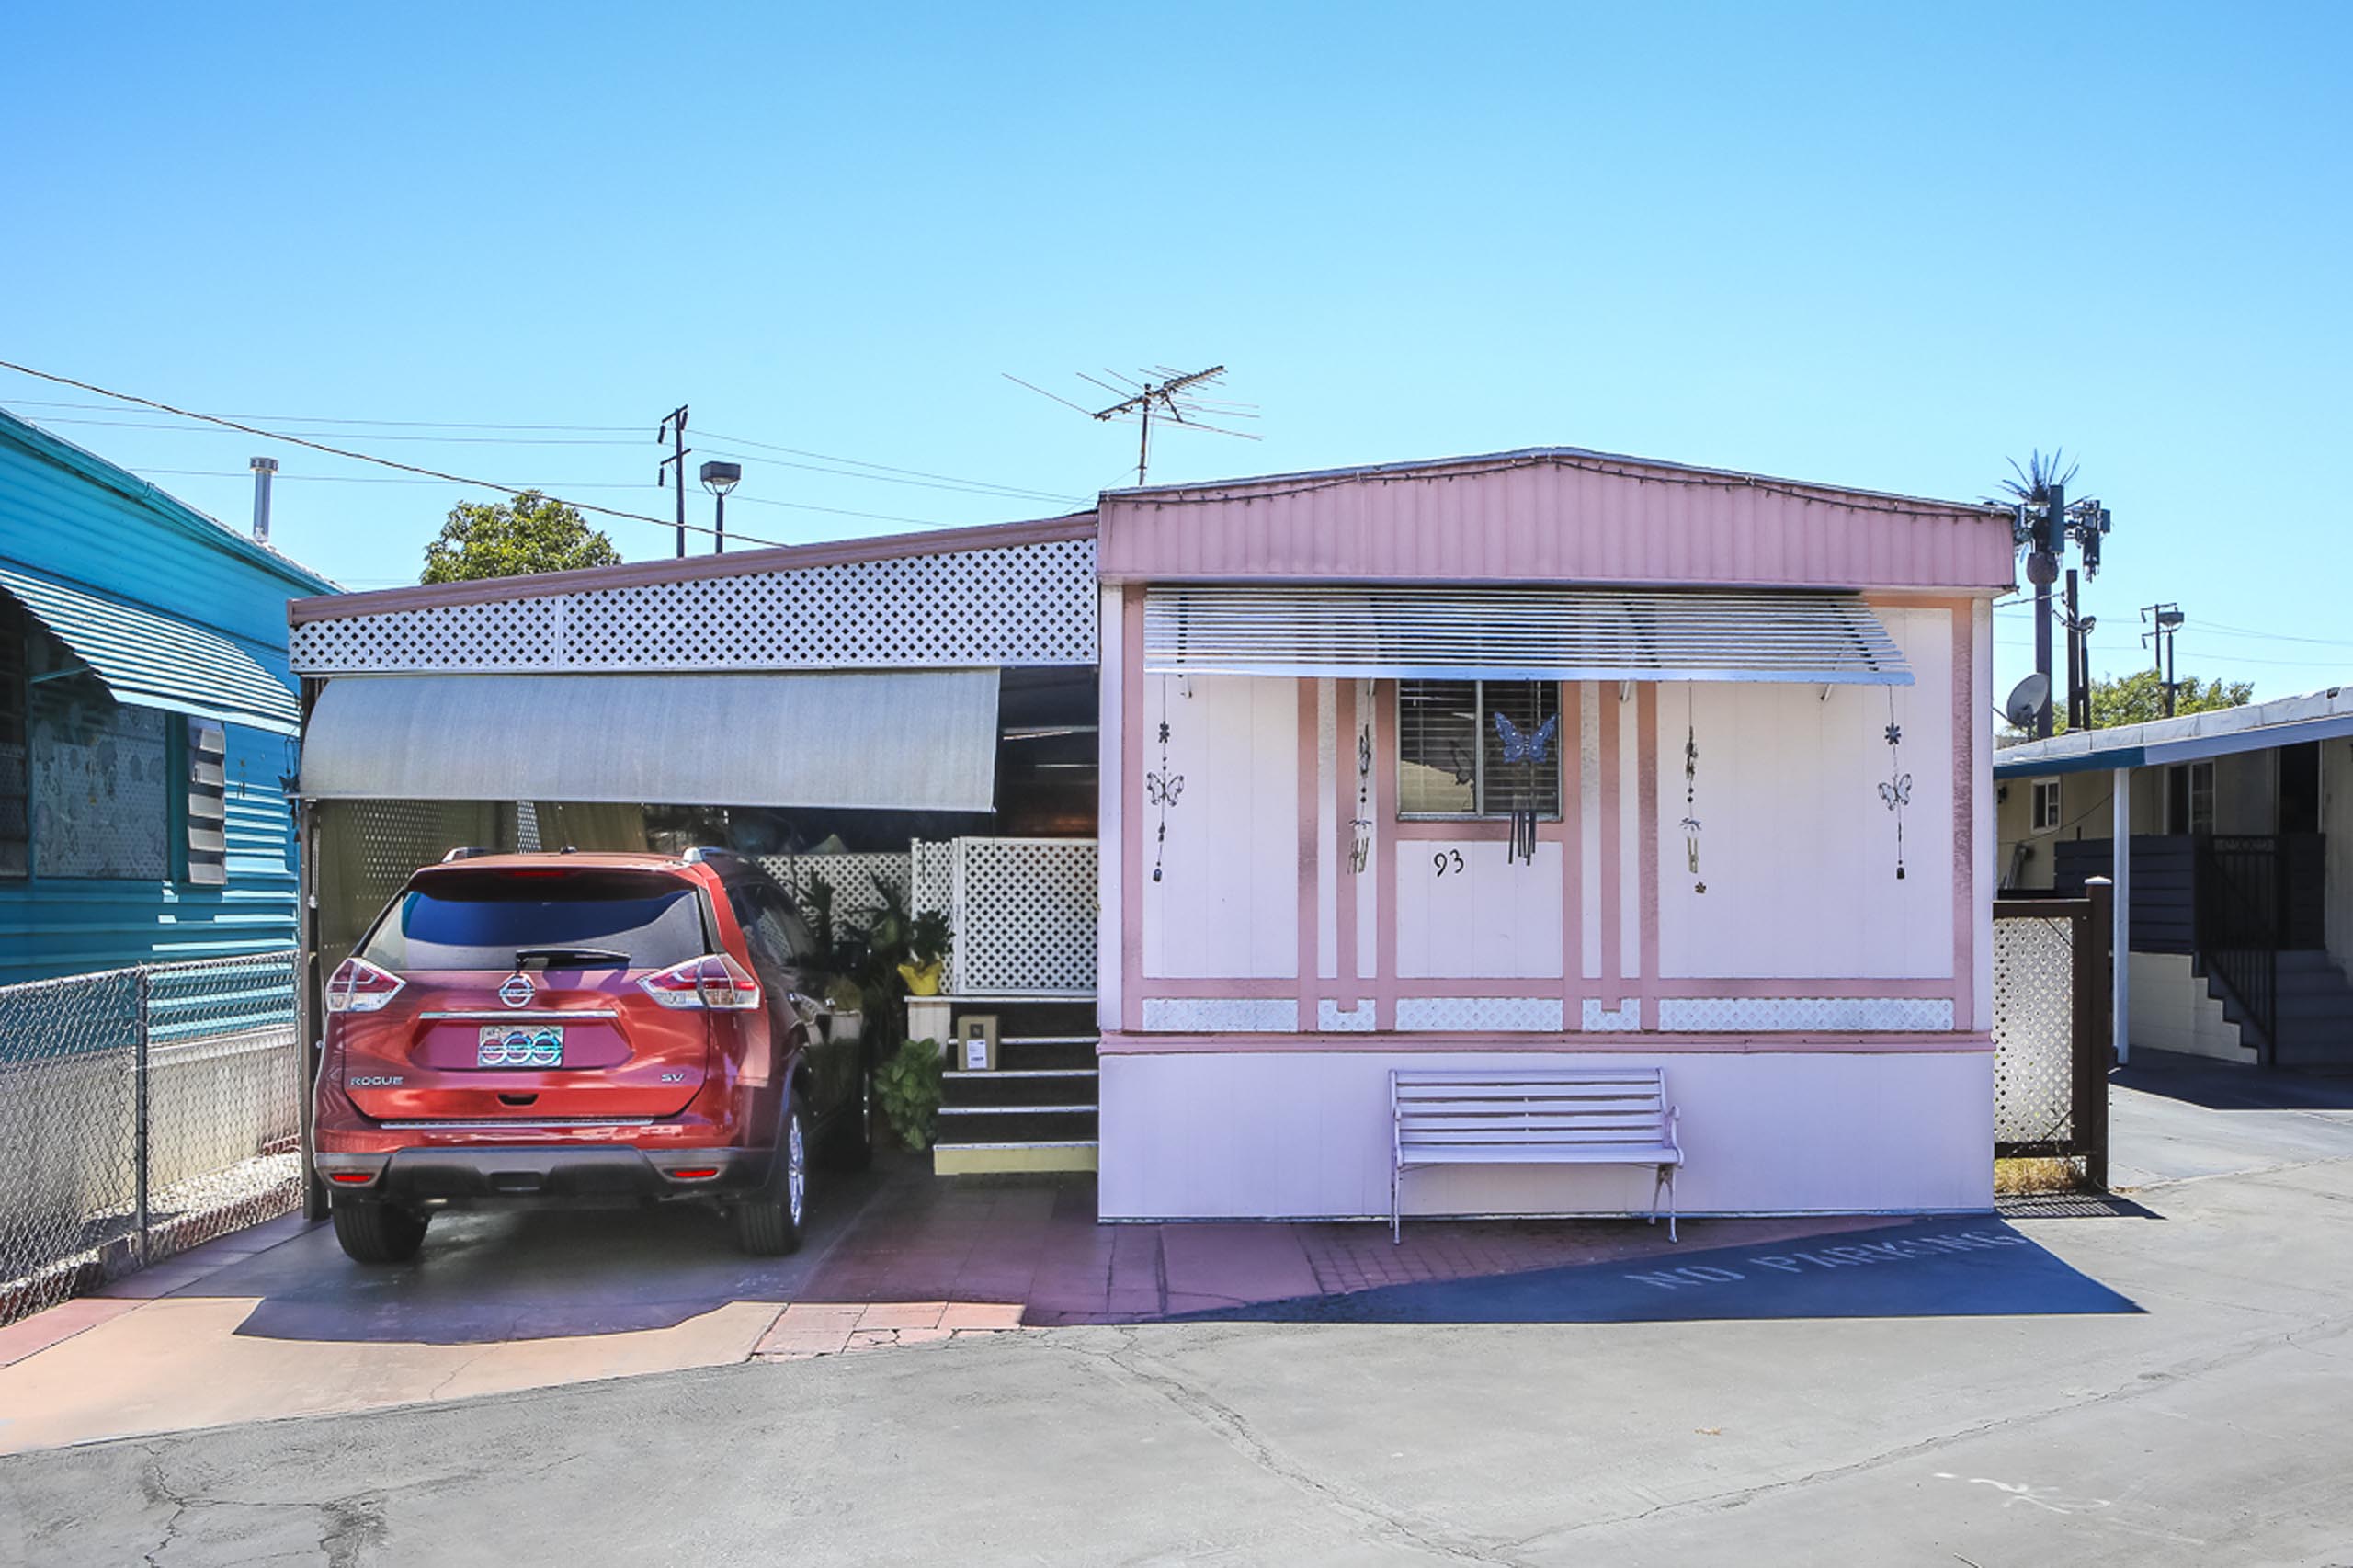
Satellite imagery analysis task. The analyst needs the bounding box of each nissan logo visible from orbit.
[498,973,536,1008]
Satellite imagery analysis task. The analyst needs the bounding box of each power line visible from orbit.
[0,359,772,548]
[0,396,642,432]
[696,429,1089,505]
[23,415,642,446]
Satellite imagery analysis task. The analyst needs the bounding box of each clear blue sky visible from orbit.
[4,3,2346,699]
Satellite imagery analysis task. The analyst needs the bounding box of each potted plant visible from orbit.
[875,1035,945,1150]
[895,910,953,997]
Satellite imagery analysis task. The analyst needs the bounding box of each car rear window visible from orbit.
[359,869,709,971]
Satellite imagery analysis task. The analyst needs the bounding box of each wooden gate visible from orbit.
[1991,881,2114,1187]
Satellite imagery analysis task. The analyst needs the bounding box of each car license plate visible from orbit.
[478,1024,563,1069]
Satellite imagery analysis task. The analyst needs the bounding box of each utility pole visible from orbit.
[2003,452,2111,739]
[2031,479,2063,738]
[656,405,690,558]
[2143,603,2185,718]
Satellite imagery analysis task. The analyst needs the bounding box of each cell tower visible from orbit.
[1006,364,1258,485]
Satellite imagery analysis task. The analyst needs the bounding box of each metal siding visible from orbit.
[301,670,1001,811]
[0,425,328,984]
[0,722,301,985]
[1099,453,2016,591]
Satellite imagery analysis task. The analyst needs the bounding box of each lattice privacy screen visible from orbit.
[757,854,912,925]
[950,838,1097,994]
[290,537,1098,674]
[1992,914,2075,1146]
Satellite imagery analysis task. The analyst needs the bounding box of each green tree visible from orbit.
[420,491,621,584]
[2083,668,2254,730]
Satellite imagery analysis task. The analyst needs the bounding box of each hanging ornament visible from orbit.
[1348,718,1373,874]
[1493,709,1558,867]
[1679,687,1705,894]
[1878,691,1911,881]
[1146,676,1184,883]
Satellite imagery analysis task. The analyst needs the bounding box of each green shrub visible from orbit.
[877,1036,945,1151]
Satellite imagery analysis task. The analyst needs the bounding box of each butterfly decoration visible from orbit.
[1150,679,1183,883]
[1493,710,1557,866]
[1682,701,1705,893]
[1878,774,1912,811]
[1494,712,1559,766]
[1146,770,1185,809]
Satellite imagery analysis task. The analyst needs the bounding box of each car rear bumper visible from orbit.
[314,1145,770,1205]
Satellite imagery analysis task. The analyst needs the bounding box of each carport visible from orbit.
[283,514,1108,1209]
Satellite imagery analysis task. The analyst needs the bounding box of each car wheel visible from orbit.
[826,1073,874,1173]
[734,1096,808,1256]
[331,1198,429,1264]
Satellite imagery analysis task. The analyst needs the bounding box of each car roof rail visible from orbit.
[680,846,747,869]
[439,846,492,862]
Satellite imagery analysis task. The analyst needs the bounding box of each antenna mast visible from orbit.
[1004,363,1259,485]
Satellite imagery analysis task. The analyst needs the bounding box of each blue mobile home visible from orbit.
[0,410,336,984]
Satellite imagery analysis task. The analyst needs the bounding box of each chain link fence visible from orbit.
[0,950,302,1326]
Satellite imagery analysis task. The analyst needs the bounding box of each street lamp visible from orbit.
[699,460,742,554]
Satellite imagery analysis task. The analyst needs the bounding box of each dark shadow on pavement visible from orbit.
[224,1164,891,1346]
[2114,1050,2353,1112]
[1169,1217,2142,1324]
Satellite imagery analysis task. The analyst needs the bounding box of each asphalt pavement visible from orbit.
[6,1053,2353,1567]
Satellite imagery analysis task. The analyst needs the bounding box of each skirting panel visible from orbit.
[1655,997,1956,1032]
[1140,997,1300,1032]
[1099,1049,1993,1220]
[1394,997,1563,1031]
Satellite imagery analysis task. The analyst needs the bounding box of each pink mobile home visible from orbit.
[286,446,2017,1226]
[1093,449,2014,1220]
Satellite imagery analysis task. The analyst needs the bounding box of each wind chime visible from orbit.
[1348,712,1372,874]
[1879,689,1911,881]
[1492,709,1559,866]
[1146,676,1184,882]
[1680,687,1705,894]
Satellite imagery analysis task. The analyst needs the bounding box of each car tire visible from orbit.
[826,1074,874,1173]
[734,1096,809,1256]
[331,1198,429,1264]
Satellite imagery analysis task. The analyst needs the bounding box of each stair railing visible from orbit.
[2196,835,2281,1062]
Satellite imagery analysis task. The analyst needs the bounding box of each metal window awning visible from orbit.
[299,670,1002,809]
[0,563,302,734]
[1143,586,1913,685]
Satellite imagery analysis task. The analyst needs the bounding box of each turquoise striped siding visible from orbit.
[0,415,335,989]
[0,723,301,985]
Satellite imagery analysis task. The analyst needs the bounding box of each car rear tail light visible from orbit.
[324,958,405,1014]
[668,1167,722,1181]
[638,953,762,1011]
[328,1171,376,1185]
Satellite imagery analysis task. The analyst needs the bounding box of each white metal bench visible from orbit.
[1390,1067,1683,1243]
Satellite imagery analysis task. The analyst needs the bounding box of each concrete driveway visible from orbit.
[5,1056,2353,1565]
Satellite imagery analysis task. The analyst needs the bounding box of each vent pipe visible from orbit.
[248,456,278,543]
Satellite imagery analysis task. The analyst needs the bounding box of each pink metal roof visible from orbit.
[1098,448,2016,592]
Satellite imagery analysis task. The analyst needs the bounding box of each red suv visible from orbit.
[311,849,867,1263]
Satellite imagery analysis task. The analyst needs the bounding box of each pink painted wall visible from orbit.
[1112,598,1989,1043]
[1099,450,2016,592]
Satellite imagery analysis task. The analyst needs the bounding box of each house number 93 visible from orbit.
[1431,849,1466,878]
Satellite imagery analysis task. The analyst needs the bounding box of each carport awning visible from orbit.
[300,670,1001,810]
[0,563,301,734]
[1144,586,1914,685]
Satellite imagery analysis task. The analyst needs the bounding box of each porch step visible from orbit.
[2210,952,2353,1069]
[927,995,1101,1172]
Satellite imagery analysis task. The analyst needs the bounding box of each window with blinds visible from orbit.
[1398,679,1562,818]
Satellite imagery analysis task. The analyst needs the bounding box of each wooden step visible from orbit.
[933,1139,1097,1176]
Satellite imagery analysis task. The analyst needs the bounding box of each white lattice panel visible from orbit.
[1581,998,1643,1031]
[291,537,1098,674]
[1991,915,2075,1145]
[1395,997,1565,1031]
[1142,998,1298,1031]
[1655,997,1955,1032]
[952,837,1097,994]
[757,854,912,922]
[1317,1000,1376,1032]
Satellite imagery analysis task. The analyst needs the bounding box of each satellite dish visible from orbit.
[2005,673,2052,731]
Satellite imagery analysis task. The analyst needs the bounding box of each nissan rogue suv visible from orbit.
[311,849,868,1262]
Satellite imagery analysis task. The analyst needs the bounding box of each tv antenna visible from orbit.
[1005,363,1258,485]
